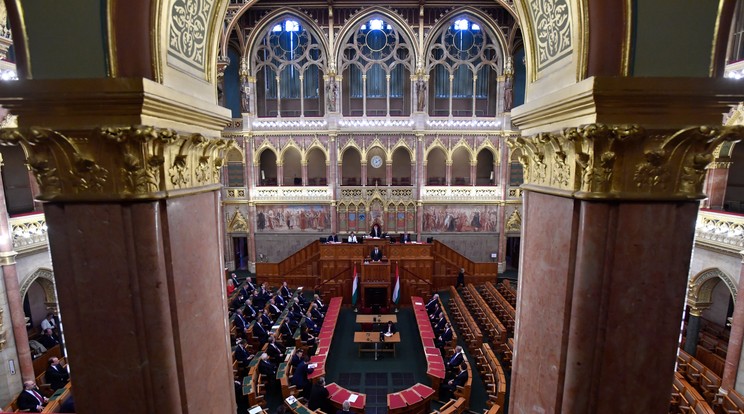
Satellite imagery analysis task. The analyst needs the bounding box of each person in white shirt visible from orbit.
[348,232,358,243]
[40,313,56,333]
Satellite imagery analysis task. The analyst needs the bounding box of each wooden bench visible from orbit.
[447,287,480,353]
[452,361,473,408]
[463,283,506,346]
[474,343,506,410]
[671,372,715,414]
[432,397,466,414]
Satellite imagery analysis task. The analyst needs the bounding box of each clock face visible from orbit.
[371,155,383,169]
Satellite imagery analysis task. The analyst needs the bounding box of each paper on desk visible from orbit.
[348,394,358,403]
[249,405,263,414]
[286,396,297,404]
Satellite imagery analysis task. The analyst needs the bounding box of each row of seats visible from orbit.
[495,281,517,308]
[448,286,482,354]
[462,283,506,346]
[671,372,715,414]
[482,282,515,337]
[473,343,505,414]
[677,349,722,403]
[387,383,436,414]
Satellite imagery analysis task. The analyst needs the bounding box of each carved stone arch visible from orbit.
[334,6,420,67]
[303,138,329,165]
[423,7,508,75]
[339,143,362,165]
[220,0,261,56]
[476,139,500,161]
[391,138,415,162]
[253,140,279,164]
[688,268,737,311]
[278,138,302,163]
[450,139,475,164]
[20,268,56,307]
[243,7,330,64]
[226,146,245,163]
[365,139,388,163]
[425,139,448,164]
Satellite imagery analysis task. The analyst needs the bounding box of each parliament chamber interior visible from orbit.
[0,0,743,413]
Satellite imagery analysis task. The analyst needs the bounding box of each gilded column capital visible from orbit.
[0,251,17,266]
[0,126,236,202]
[507,123,744,201]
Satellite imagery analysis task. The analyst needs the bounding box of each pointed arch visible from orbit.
[20,268,56,305]
[334,7,420,65]
[244,8,330,60]
[450,139,475,164]
[688,268,738,309]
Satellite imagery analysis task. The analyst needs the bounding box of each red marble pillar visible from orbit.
[511,192,698,413]
[704,165,730,210]
[247,202,257,264]
[497,137,510,272]
[0,166,35,382]
[330,134,338,231]
[721,252,744,391]
[44,191,234,414]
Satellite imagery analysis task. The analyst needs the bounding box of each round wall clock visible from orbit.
[370,155,383,169]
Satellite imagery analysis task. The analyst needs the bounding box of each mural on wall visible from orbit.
[256,205,330,232]
[423,205,499,232]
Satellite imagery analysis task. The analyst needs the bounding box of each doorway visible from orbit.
[506,237,520,270]
[233,236,249,269]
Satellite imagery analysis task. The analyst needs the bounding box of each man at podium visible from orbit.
[370,247,383,262]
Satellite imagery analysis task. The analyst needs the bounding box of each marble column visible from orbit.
[301,162,308,186]
[0,82,236,413]
[722,251,744,391]
[386,162,393,186]
[0,166,34,382]
[277,163,284,187]
[684,307,704,356]
[497,136,510,273]
[445,161,452,186]
[361,162,368,187]
[703,163,731,210]
[508,122,742,414]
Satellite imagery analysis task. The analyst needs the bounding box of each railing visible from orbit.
[225,187,247,199]
[695,209,744,252]
[420,186,501,202]
[250,186,332,202]
[507,187,523,198]
[338,186,413,201]
[9,213,48,253]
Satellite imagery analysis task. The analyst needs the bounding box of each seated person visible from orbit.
[445,346,465,373]
[38,328,59,350]
[327,233,339,243]
[400,232,412,243]
[301,325,316,348]
[258,309,273,329]
[439,363,468,401]
[370,247,383,262]
[432,312,447,335]
[308,377,332,413]
[266,336,286,363]
[435,323,453,349]
[290,348,305,368]
[425,294,440,315]
[17,380,48,412]
[292,353,315,398]
[347,231,359,243]
[258,353,277,379]
[337,400,352,414]
[226,278,236,296]
[234,339,253,366]
[370,223,383,238]
[45,357,69,391]
[268,297,282,318]
[252,318,269,345]
[304,315,320,336]
[280,281,292,298]
[313,294,328,313]
[383,320,397,336]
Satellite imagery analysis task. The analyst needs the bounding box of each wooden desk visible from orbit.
[356,314,397,324]
[354,332,400,358]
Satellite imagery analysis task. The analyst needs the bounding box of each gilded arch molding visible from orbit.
[687,268,737,311]
[20,268,56,306]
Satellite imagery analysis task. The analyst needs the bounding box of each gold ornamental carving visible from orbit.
[0,126,234,201]
[227,208,249,233]
[507,124,744,200]
[506,209,522,233]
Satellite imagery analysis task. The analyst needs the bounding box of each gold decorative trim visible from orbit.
[0,251,17,266]
[0,126,235,202]
[508,123,744,200]
[506,209,521,233]
[227,207,249,233]
[707,161,732,169]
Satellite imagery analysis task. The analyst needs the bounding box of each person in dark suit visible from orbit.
[245,277,257,293]
[304,315,320,335]
[456,267,465,288]
[266,336,285,363]
[268,298,282,318]
[308,377,332,412]
[400,233,412,243]
[235,339,253,366]
[280,281,292,298]
[279,319,294,346]
[244,299,258,320]
[292,354,315,398]
[327,233,338,243]
[383,320,397,335]
[275,293,287,309]
[426,294,440,315]
[436,323,453,349]
[370,223,382,238]
[311,305,324,325]
[252,319,269,344]
[313,294,327,312]
[445,346,465,373]
[38,329,59,349]
[234,309,249,337]
[370,247,383,262]
[290,348,304,368]
[432,312,447,335]
[439,363,468,401]
[258,353,277,378]
[230,273,240,290]
[17,380,48,412]
[45,357,69,391]
[301,325,316,348]
[259,309,273,329]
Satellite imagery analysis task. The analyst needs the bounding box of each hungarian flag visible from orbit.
[352,264,359,306]
[392,263,401,305]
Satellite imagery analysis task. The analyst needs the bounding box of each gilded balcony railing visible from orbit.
[695,209,744,252]
[420,186,502,202]
[9,213,48,253]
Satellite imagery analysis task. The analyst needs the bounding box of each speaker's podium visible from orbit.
[361,260,390,308]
